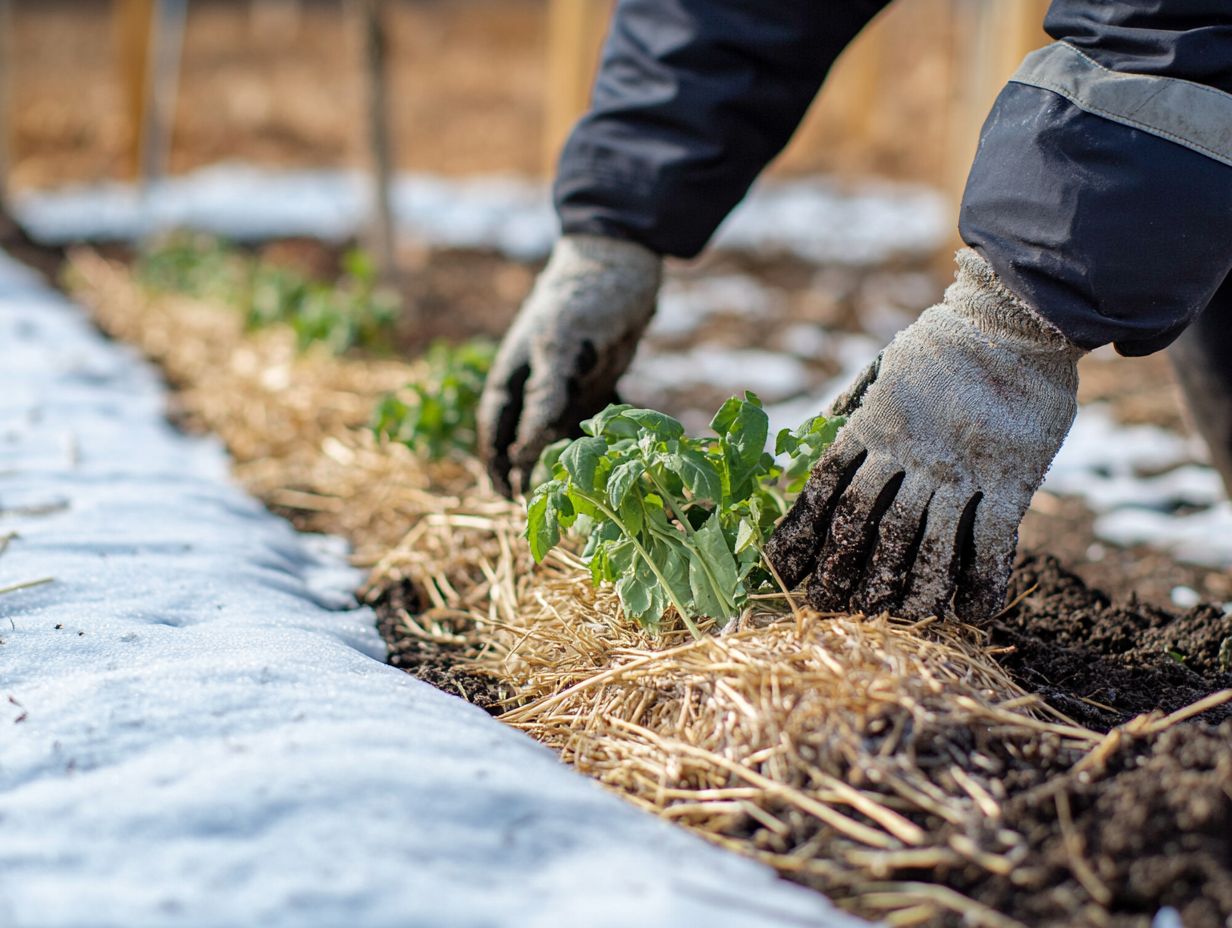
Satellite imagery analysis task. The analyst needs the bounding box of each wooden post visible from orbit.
[114,0,157,182]
[820,11,889,157]
[142,0,188,185]
[0,0,12,216]
[543,0,609,174]
[356,0,396,280]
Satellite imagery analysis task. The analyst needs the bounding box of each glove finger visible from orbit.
[805,458,905,613]
[849,472,934,616]
[476,341,532,499]
[509,337,616,492]
[896,486,978,621]
[764,432,867,590]
[953,499,1021,623]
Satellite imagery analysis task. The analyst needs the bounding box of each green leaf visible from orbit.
[623,409,685,441]
[675,448,722,504]
[341,248,376,283]
[713,396,770,500]
[780,414,845,495]
[583,404,636,438]
[616,568,655,620]
[607,459,646,509]
[619,490,645,537]
[734,517,759,555]
[685,514,741,624]
[526,484,563,562]
[560,437,607,492]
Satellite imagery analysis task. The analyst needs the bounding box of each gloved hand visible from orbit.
[766,249,1085,622]
[478,234,661,497]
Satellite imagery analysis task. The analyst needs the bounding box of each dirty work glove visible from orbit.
[478,234,661,497]
[766,249,1085,622]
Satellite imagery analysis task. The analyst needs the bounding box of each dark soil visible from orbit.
[0,210,64,281]
[994,554,1232,731]
[950,555,1232,927]
[366,578,506,714]
[373,545,1232,927]
[930,719,1232,928]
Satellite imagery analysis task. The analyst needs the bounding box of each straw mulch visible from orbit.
[66,249,1229,928]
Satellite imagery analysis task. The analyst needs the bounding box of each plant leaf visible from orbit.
[623,408,686,441]
[675,447,723,504]
[608,459,646,509]
[686,514,740,624]
[526,484,562,562]
[714,396,769,500]
[560,437,607,492]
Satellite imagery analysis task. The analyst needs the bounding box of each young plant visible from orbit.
[136,234,399,355]
[525,394,841,638]
[283,249,399,354]
[371,339,497,459]
[135,232,246,302]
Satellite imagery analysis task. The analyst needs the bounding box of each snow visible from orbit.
[648,275,776,339]
[13,163,946,265]
[1170,585,1202,609]
[627,346,812,403]
[1045,405,1232,569]
[762,332,882,436]
[0,249,864,928]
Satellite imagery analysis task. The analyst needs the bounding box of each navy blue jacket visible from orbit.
[555,0,1232,357]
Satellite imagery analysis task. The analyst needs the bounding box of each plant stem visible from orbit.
[646,463,743,622]
[577,490,701,640]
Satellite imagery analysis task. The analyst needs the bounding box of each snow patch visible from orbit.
[626,346,811,403]
[649,275,776,339]
[1045,405,1232,568]
[14,164,946,265]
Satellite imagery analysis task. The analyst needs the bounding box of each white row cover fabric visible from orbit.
[0,250,864,928]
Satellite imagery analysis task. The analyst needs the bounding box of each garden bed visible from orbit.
[65,243,1232,928]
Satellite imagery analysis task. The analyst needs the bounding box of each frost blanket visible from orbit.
[0,251,862,928]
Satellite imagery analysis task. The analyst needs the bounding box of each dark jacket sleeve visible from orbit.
[960,0,1232,356]
[554,0,890,259]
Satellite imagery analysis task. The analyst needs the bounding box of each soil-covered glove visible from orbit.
[478,234,661,497]
[766,249,1085,622]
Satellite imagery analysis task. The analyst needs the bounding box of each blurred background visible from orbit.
[5,0,1230,608]
[1,0,1050,201]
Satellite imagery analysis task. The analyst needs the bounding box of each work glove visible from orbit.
[478,234,661,497]
[766,249,1085,622]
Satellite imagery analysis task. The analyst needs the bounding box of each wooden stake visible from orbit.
[543,0,609,174]
[356,0,396,280]
[141,0,188,185]
[114,0,157,182]
[820,11,889,158]
[250,0,302,42]
[0,0,12,215]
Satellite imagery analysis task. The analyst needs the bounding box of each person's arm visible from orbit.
[770,1,1232,621]
[480,0,890,494]
[555,0,890,259]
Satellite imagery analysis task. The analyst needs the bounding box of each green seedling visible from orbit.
[372,339,497,459]
[136,234,398,355]
[135,231,246,301]
[525,393,841,638]
[282,249,399,354]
